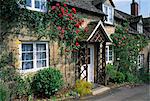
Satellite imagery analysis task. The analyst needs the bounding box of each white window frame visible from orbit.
[103,4,114,25]
[137,54,144,69]
[19,42,49,73]
[18,0,47,12]
[137,23,143,33]
[106,45,114,64]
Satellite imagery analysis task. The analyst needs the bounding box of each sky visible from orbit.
[113,0,150,18]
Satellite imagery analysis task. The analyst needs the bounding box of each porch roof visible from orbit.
[79,20,112,42]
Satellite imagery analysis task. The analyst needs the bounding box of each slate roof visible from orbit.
[92,0,115,7]
[143,17,150,27]
[79,20,111,42]
[128,15,142,23]
[114,9,150,38]
[114,9,133,20]
[114,9,126,20]
[143,17,150,38]
[79,21,98,41]
[53,0,105,15]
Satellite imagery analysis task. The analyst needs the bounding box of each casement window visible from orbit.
[106,45,113,64]
[137,23,143,33]
[20,42,49,72]
[103,4,114,24]
[19,0,47,12]
[137,54,144,69]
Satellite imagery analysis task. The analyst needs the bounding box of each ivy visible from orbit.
[0,0,85,52]
[111,23,148,74]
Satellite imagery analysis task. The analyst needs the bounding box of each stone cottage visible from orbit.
[0,0,149,86]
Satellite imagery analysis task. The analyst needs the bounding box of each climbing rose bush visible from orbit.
[46,1,85,52]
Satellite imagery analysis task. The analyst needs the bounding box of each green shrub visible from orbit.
[15,75,32,98]
[114,72,125,83]
[106,64,125,83]
[31,67,64,97]
[125,72,140,83]
[106,64,117,79]
[0,81,10,101]
[74,80,92,96]
[138,68,150,83]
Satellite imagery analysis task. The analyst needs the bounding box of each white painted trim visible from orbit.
[18,0,47,12]
[106,45,114,64]
[19,42,49,73]
[103,4,114,25]
[87,20,112,42]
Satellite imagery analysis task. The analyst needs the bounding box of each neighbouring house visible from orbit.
[0,0,149,87]
[114,0,150,69]
[97,0,150,69]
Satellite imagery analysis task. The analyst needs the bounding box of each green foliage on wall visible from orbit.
[1,0,85,51]
[111,23,148,74]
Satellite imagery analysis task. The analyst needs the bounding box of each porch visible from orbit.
[75,20,112,85]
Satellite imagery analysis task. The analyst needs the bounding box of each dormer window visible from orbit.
[103,4,114,24]
[19,0,47,12]
[137,23,143,33]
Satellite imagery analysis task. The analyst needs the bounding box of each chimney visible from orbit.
[131,0,139,16]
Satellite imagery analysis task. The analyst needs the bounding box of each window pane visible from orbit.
[109,7,113,22]
[22,53,33,60]
[22,44,33,51]
[106,47,108,61]
[36,44,46,51]
[26,0,31,7]
[109,46,113,61]
[41,0,46,10]
[35,0,46,10]
[22,61,33,70]
[37,60,46,68]
[104,6,108,21]
[36,52,46,59]
[35,0,40,8]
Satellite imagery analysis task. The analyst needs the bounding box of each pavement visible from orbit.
[72,84,150,101]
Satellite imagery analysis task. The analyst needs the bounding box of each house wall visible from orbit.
[1,11,105,86]
[104,26,115,36]
[5,34,76,86]
[139,41,150,68]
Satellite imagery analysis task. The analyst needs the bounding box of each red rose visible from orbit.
[63,3,67,7]
[72,8,76,14]
[84,27,88,32]
[51,6,56,10]
[61,29,65,33]
[75,23,80,28]
[68,13,72,17]
[61,7,65,14]
[69,17,73,20]
[58,14,63,18]
[75,42,80,46]
[57,26,62,30]
[65,9,68,13]
[56,3,60,7]
[76,30,80,34]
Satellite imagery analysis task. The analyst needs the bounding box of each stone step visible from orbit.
[92,86,110,95]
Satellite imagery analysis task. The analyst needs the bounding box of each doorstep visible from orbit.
[92,85,110,95]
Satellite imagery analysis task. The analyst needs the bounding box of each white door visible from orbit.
[81,45,94,82]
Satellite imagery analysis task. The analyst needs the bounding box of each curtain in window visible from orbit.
[35,0,46,10]
[22,44,33,70]
[26,0,31,7]
[36,44,47,68]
